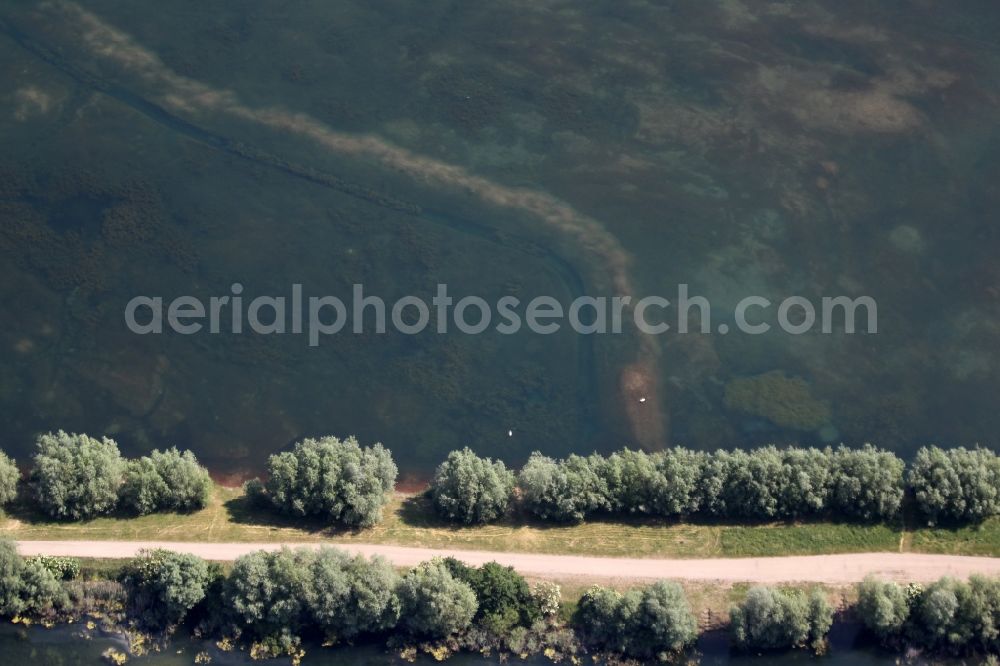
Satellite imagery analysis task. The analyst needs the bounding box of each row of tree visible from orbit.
[857,574,1000,655]
[0,431,212,520]
[7,539,1000,660]
[433,444,1000,526]
[3,434,998,529]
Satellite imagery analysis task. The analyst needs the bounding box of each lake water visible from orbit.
[2,621,981,666]
[1,2,999,480]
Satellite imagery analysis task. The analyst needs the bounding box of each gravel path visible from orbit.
[15,540,1000,583]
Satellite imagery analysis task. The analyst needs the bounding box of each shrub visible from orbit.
[25,555,80,581]
[304,547,400,642]
[628,581,699,658]
[32,431,126,520]
[397,558,477,638]
[909,446,1000,524]
[0,451,19,507]
[444,559,539,632]
[730,586,832,651]
[430,448,515,524]
[576,582,696,659]
[829,445,904,521]
[518,452,609,523]
[531,581,561,618]
[254,436,397,528]
[225,548,314,639]
[120,448,212,515]
[856,577,911,641]
[123,549,213,630]
[0,538,67,617]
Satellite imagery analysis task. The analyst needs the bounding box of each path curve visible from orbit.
[15,540,1000,584]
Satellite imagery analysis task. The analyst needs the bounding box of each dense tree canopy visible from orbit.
[0,451,18,507]
[120,448,213,515]
[304,547,400,642]
[829,445,905,521]
[730,586,832,651]
[31,431,126,520]
[397,558,477,638]
[576,582,697,659]
[255,436,397,528]
[909,446,1000,524]
[856,577,910,640]
[123,549,214,629]
[430,448,515,524]
[518,452,609,523]
[225,548,315,639]
[443,559,539,632]
[0,538,67,617]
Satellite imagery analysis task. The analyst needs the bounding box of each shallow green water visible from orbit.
[1,0,999,480]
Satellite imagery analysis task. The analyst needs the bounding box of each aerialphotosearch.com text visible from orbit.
[124,283,878,346]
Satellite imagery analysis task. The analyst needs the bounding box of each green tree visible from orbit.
[575,585,631,652]
[0,451,18,507]
[120,448,212,515]
[651,448,704,517]
[910,446,1000,524]
[778,447,832,518]
[305,547,400,642]
[518,452,609,523]
[254,436,397,528]
[444,559,538,632]
[430,448,515,524]
[123,549,213,629]
[629,581,698,658]
[397,558,477,638]
[730,586,819,651]
[829,445,904,521]
[225,548,314,638]
[31,431,126,520]
[0,538,66,617]
[575,581,696,659]
[856,577,910,641]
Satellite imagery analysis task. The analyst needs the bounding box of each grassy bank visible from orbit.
[2,484,998,559]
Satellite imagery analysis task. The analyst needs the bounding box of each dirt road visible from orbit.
[15,540,1000,583]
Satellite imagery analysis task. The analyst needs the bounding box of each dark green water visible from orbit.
[2,1,1000,478]
[0,1,999,462]
[2,622,974,666]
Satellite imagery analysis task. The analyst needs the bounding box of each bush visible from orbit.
[0,451,19,507]
[730,586,832,651]
[518,452,609,523]
[397,558,477,638]
[909,446,1000,524]
[829,445,904,521]
[576,582,696,659]
[857,577,911,641]
[0,538,67,617]
[120,448,212,515]
[444,559,539,632]
[123,549,213,630]
[31,431,126,520]
[304,547,400,642]
[25,555,80,581]
[225,548,315,639]
[430,448,515,524]
[629,581,699,658]
[254,436,397,528]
